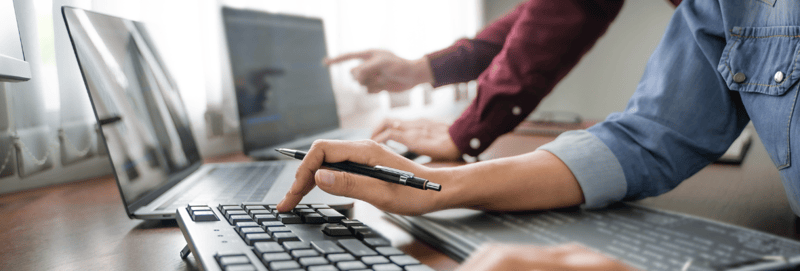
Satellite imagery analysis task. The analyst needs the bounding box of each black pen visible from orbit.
[275,148,442,191]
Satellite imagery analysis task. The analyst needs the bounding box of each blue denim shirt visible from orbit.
[538,0,800,215]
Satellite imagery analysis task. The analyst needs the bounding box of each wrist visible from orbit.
[426,166,469,212]
[411,57,435,86]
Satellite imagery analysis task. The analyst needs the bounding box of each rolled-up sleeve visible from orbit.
[539,0,751,207]
[538,130,626,209]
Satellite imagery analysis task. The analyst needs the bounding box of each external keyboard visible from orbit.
[177,203,435,271]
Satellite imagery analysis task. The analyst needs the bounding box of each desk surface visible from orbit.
[1,120,798,270]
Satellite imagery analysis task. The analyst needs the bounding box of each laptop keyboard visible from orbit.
[177,203,435,271]
[157,163,286,211]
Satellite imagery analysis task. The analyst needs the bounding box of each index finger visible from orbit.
[324,50,374,65]
[277,139,409,212]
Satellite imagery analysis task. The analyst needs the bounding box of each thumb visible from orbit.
[314,169,380,201]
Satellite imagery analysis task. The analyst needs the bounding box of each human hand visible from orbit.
[325,49,434,93]
[458,243,635,271]
[276,139,452,215]
[371,118,461,161]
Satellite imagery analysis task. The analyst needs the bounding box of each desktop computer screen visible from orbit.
[223,8,340,152]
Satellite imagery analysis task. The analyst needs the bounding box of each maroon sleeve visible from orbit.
[425,2,528,87]
[448,0,624,156]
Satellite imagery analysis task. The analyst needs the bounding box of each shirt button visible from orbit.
[774,71,785,83]
[733,72,746,83]
[512,106,521,116]
[469,138,481,150]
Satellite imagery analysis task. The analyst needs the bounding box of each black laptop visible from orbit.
[62,6,352,219]
[222,7,369,160]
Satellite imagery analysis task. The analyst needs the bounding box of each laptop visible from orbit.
[61,7,353,220]
[222,7,369,160]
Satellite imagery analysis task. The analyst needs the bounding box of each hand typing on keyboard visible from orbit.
[277,140,452,216]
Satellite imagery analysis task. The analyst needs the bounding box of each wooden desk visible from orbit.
[1,123,798,271]
[0,151,459,271]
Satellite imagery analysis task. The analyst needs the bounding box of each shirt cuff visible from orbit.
[537,130,627,209]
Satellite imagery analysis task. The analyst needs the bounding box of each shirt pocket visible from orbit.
[718,26,800,169]
[718,26,800,95]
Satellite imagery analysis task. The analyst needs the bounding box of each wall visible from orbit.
[483,0,675,120]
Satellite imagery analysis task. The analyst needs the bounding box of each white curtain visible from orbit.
[0,0,111,193]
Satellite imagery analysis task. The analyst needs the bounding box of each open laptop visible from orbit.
[61,7,352,220]
[222,7,369,160]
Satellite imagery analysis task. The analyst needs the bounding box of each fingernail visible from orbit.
[318,170,335,187]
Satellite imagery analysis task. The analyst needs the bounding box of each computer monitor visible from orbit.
[0,0,31,82]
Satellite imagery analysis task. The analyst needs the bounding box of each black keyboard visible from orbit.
[177,203,435,271]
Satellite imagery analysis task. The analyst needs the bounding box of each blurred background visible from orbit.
[0,0,674,193]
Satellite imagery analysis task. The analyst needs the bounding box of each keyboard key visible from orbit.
[218,255,250,266]
[188,205,212,212]
[229,215,253,225]
[317,208,346,223]
[349,225,372,233]
[283,241,310,251]
[226,210,248,220]
[295,208,316,214]
[361,256,390,265]
[244,205,267,212]
[389,255,420,266]
[192,211,218,221]
[266,226,292,235]
[269,260,301,270]
[224,264,256,271]
[322,224,351,236]
[310,204,330,209]
[238,227,265,239]
[327,253,356,263]
[254,242,285,254]
[244,233,272,245]
[337,260,368,270]
[261,221,284,228]
[311,240,346,255]
[254,214,278,223]
[272,232,301,243]
[236,221,259,228]
[355,229,381,240]
[267,204,278,211]
[339,219,363,228]
[338,239,378,257]
[248,209,271,216]
[277,213,302,224]
[295,204,310,209]
[375,247,403,256]
[363,237,391,248]
[260,252,292,263]
[307,264,338,271]
[372,263,402,271]
[299,256,330,267]
[303,213,326,224]
[291,249,320,258]
[404,265,435,271]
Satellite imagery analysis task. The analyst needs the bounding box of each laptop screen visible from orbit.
[223,8,340,153]
[62,8,202,211]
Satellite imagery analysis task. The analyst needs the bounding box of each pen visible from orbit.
[275,148,442,191]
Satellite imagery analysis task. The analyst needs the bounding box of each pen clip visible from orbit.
[374,165,414,178]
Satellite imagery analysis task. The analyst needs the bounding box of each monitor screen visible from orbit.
[223,8,340,153]
[0,0,30,82]
[62,7,202,210]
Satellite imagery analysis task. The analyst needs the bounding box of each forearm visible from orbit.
[432,150,584,212]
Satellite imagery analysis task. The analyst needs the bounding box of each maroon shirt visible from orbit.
[427,0,680,156]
